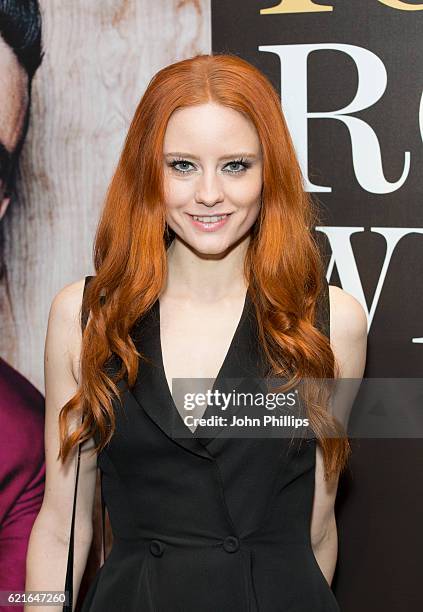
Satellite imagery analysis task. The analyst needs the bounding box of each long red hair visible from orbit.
[58,53,350,480]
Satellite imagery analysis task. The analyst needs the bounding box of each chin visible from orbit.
[189,237,233,257]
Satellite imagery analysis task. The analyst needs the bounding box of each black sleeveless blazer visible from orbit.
[78,275,338,612]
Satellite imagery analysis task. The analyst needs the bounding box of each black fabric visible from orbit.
[80,275,94,332]
[63,444,81,611]
[77,275,337,612]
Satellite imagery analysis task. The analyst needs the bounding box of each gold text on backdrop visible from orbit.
[260,0,423,15]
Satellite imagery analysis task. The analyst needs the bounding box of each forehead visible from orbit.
[0,35,28,153]
[163,103,261,155]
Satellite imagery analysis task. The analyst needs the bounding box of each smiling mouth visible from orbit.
[187,213,232,223]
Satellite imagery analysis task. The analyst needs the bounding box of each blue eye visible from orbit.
[225,160,250,174]
[168,158,251,175]
[170,160,193,173]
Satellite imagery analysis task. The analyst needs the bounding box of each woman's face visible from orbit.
[162,102,263,256]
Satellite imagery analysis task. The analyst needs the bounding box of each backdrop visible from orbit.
[0,1,210,610]
[211,1,423,611]
[0,1,421,611]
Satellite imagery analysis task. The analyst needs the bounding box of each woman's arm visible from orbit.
[24,279,98,611]
[310,285,368,585]
[310,446,339,585]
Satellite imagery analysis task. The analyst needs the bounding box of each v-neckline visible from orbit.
[155,289,250,437]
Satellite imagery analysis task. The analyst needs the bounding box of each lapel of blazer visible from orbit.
[128,300,216,461]
[193,294,268,445]
[124,292,268,459]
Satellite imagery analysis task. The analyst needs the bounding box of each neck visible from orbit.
[164,234,250,301]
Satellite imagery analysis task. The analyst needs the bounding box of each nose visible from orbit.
[194,171,224,208]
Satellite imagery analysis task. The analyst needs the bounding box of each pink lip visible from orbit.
[187,213,232,233]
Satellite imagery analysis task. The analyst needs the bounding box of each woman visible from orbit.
[26,53,367,611]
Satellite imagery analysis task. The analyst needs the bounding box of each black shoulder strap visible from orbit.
[80,274,94,332]
[63,275,98,611]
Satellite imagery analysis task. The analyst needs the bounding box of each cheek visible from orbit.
[230,184,261,215]
[244,201,261,228]
[164,178,192,211]
[227,171,262,202]
[234,190,262,230]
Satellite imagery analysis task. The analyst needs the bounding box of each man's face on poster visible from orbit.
[0,34,28,221]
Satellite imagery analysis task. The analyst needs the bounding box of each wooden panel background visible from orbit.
[1,0,211,392]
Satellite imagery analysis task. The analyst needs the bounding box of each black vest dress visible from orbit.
[80,276,340,612]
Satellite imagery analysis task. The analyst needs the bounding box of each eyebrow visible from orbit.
[164,152,258,160]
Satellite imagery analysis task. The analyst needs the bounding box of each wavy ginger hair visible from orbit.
[58,53,350,480]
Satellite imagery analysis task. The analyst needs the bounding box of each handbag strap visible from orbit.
[63,443,82,611]
[63,274,100,611]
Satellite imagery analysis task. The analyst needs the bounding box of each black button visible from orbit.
[223,535,239,553]
[149,539,165,557]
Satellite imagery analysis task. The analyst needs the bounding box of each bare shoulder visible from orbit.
[328,284,368,378]
[50,277,86,318]
[48,277,87,383]
[328,284,368,340]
